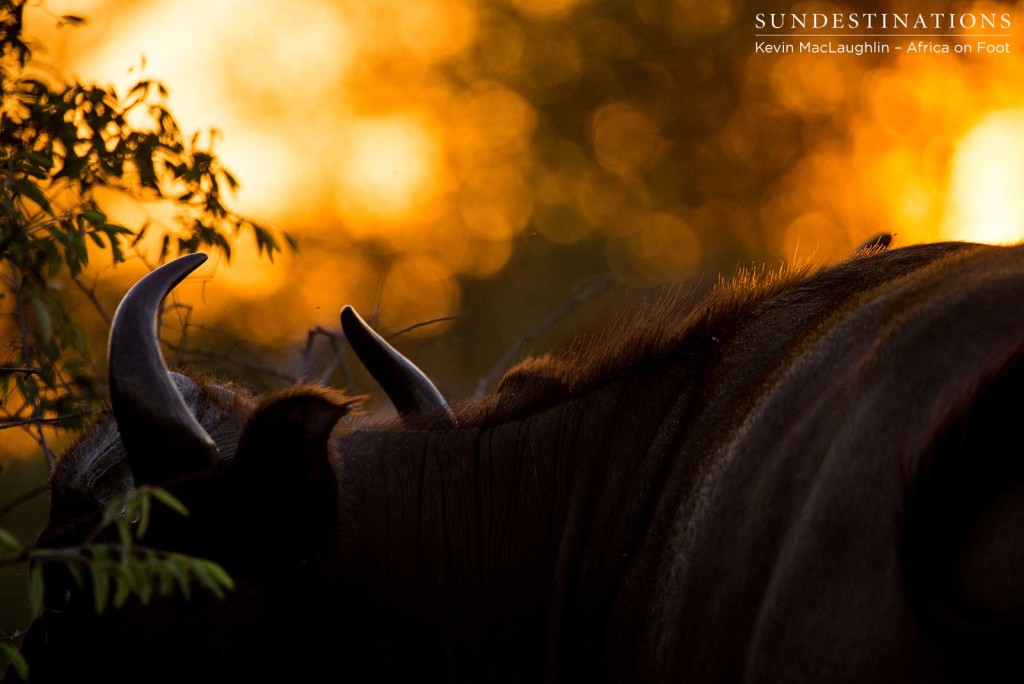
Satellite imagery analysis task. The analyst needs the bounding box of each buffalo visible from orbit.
[10,240,1024,682]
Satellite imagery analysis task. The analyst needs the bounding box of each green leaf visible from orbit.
[134,562,154,605]
[112,565,134,609]
[22,151,53,169]
[116,519,132,558]
[202,561,235,592]
[29,565,44,617]
[136,491,151,539]
[167,559,192,601]
[17,161,49,180]
[192,561,231,599]
[87,231,106,248]
[130,222,150,247]
[80,209,106,227]
[153,559,175,597]
[0,642,29,682]
[103,223,133,236]
[151,488,189,517]
[66,561,85,589]
[101,499,121,528]
[29,298,53,345]
[132,557,154,602]
[0,528,21,553]
[91,563,110,613]
[12,178,54,216]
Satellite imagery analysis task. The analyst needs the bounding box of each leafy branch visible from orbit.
[0,486,234,606]
[0,486,234,678]
[0,0,291,461]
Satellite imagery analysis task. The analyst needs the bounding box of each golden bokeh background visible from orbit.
[4,0,1024,462]
[3,0,1024,631]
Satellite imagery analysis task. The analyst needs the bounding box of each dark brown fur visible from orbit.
[17,240,1024,683]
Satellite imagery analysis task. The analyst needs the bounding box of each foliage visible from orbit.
[0,0,291,463]
[0,2,288,676]
[0,486,235,679]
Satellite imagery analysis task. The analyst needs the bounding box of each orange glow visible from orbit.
[944,111,1024,244]
[771,54,849,116]
[51,0,357,227]
[336,116,441,225]
[608,212,701,285]
[591,102,662,174]
[70,1,353,135]
[458,168,533,242]
[511,0,589,20]
[214,132,309,221]
[394,0,478,62]
[669,0,736,37]
[209,241,291,300]
[378,256,460,334]
[783,212,841,264]
[754,3,1024,259]
[464,84,536,152]
[9,0,1024,455]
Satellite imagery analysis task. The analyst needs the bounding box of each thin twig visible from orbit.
[33,415,55,467]
[70,273,112,325]
[0,540,213,570]
[0,410,91,430]
[0,367,39,375]
[321,331,355,393]
[1,628,27,643]
[0,155,25,258]
[300,326,354,388]
[166,302,193,367]
[10,263,57,469]
[175,347,296,383]
[473,274,618,398]
[384,315,462,340]
[297,328,319,385]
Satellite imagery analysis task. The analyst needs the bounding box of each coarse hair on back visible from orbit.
[457,260,810,427]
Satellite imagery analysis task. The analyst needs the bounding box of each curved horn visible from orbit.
[340,305,454,423]
[109,253,218,484]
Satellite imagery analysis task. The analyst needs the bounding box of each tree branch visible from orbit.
[0,410,91,430]
[70,273,112,325]
[384,315,462,340]
[1,628,27,643]
[173,347,296,383]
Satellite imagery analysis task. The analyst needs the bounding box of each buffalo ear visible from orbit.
[229,389,356,551]
[233,388,355,482]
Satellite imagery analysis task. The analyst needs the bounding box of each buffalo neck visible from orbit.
[329,362,695,680]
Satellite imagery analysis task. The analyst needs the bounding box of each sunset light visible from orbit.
[7,0,1024,467]
[945,110,1024,245]
[336,116,440,223]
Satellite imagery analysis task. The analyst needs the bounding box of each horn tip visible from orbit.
[340,305,363,330]
[181,252,209,268]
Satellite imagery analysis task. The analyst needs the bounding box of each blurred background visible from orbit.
[2,0,1024,627]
